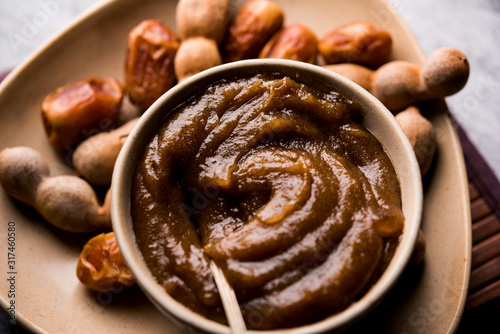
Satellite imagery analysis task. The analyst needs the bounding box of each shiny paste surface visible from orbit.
[131,74,403,329]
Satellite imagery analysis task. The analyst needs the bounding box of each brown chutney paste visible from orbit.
[131,73,404,330]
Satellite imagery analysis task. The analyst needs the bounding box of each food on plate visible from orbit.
[131,73,405,329]
[41,77,123,148]
[124,19,179,111]
[259,23,318,63]
[223,0,285,62]
[73,118,139,186]
[322,63,373,91]
[1,0,470,328]
[324,47,470,112]
[174,37,222,82]
[175,0,230,44]
[395,106,436,176]
[0,146,111,233]
[76,232,135,292]
[319,21,392,68]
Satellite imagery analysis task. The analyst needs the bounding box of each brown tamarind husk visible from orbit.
[0,146,111,233]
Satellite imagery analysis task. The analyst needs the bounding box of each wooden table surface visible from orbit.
[456,183,500,333]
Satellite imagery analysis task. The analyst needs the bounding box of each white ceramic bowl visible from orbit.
[111,59,423,334]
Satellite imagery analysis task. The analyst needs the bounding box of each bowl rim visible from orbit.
[111,58,423,334]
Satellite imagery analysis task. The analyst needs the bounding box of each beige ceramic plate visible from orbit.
[0,0,471,333]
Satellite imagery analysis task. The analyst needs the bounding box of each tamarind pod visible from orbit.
[0,146,111,233]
